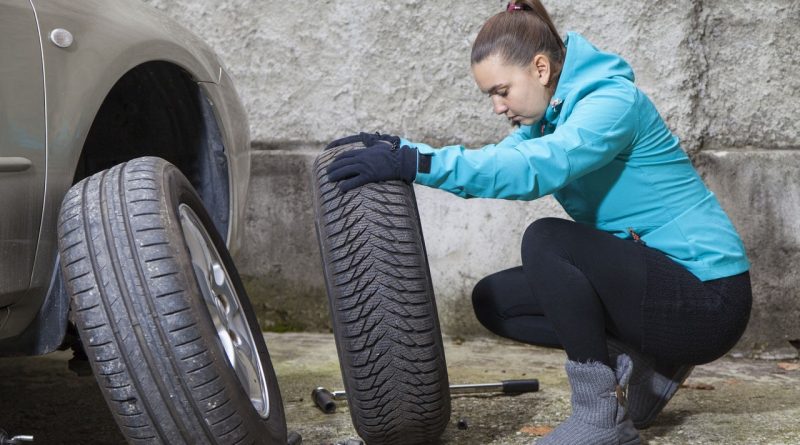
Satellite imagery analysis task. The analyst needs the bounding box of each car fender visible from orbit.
[0,0,250,355]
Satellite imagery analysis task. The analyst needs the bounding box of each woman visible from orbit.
[325,1,751,443]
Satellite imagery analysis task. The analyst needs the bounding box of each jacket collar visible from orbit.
[544,32,635,124]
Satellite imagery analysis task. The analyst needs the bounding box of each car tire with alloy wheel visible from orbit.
[57,156,286,444]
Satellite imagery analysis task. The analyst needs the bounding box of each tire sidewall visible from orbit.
[312,145,451,443]
[160,161,287,442]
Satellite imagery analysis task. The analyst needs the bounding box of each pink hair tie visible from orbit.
[506,2,524,11]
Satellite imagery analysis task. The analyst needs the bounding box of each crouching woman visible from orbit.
[325,1,751,443]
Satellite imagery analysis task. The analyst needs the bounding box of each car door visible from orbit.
[0,0,47,311]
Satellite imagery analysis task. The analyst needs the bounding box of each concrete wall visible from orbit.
[142,0,800,358]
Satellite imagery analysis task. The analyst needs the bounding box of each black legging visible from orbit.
[472,218,752,367]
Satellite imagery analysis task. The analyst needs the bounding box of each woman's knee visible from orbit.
[521,217,573,263]
[471,275,501,329]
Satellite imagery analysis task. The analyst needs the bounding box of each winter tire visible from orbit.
[312,143,451,445]
[58,157,287,444]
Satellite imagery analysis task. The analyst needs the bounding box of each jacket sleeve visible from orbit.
[402,124,534,155]
[410,84,638,200]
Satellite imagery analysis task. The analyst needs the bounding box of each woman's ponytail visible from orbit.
[472,0,565,89]
[510,0,563,53]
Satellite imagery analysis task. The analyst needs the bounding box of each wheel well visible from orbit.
[75,61,230,238]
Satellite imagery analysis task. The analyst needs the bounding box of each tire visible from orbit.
[312,143,451,445]
[57,157,286,445]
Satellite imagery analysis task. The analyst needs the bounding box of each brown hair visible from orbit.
[471,0,566,90]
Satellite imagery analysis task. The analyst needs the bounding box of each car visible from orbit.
[0,1,287,443]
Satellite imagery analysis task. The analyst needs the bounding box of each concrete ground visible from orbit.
[1,333,798,445]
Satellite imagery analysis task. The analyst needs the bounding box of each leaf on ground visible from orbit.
[777,362,800,371]
[681,382,715,390]
[520,425,554,436]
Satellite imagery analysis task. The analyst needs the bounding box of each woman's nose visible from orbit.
[492,97,508,115]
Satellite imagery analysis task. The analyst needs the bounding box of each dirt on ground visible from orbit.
[1,333,799,445]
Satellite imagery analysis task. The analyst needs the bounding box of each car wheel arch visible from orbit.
[0,61,235,357]
[74,61,231,238]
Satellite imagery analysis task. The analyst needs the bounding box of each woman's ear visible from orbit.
[531,54,552,87]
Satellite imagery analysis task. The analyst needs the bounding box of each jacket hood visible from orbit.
[547,32,635,118]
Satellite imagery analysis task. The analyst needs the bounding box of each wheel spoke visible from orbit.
[179,204,271,418]
[233,337,258,389]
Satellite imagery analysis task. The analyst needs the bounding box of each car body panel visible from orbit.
[0,0,251,348]
[0,0,47,316]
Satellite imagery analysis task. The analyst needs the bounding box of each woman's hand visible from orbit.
[326,143,418,192]
[325,132,401,150]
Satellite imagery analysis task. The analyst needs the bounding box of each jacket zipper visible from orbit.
[627,227,646,246]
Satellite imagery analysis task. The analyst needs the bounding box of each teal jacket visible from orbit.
[403,32,749,281]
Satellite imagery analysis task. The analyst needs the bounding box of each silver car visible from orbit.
[0,1,286,443]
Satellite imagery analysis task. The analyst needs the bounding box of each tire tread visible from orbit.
[58,157,284,444]
[312,145,451,445]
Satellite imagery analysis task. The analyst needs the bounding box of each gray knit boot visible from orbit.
[607,338,694,429]
[537,354,640,445]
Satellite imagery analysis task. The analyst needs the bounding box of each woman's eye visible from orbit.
[497,90,508,97]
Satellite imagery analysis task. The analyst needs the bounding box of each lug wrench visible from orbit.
[312,379,539,414]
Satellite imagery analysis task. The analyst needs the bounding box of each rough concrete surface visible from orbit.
[238,149,328,333]
[702,1,800,150]
[139,0,704,150]
[134,0,800,355]
[1,333,799,444]
[141,0,504,146]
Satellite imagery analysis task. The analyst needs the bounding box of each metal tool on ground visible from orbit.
[287,431,302,445]
[0,429,34,445]
[450,379,540,395]
[312,379,540,414]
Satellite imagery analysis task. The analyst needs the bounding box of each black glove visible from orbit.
[326,143,418,192]
[325,132,401,150]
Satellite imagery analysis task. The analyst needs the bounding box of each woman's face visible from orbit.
[472,53,553,126]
